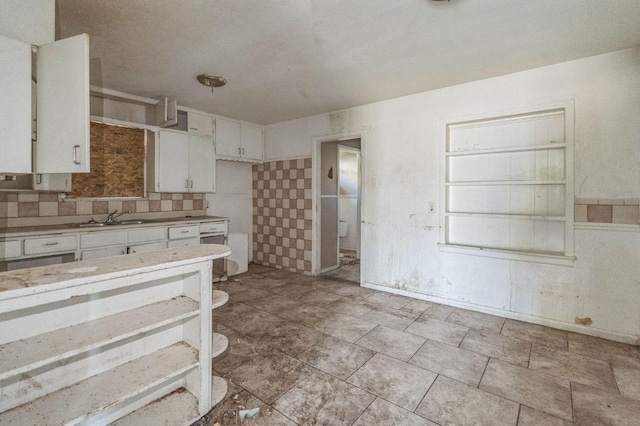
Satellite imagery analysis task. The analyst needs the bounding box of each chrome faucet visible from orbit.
[106,210,131,223]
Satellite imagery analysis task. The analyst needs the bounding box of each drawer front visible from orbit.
[80,231,128,249]
[167,237,200,248]
[200,221,227,234]
[81,246,126,261]
[168,224,200,240]
[0,240,22,259]
[128,241,165,255]
[24,235,77,255]
[128,227,166,244]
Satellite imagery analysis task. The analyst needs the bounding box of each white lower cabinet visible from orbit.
[81,245,127,260]
[127,241,164,254]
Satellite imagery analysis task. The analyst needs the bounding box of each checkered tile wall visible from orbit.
[253,158,313,274]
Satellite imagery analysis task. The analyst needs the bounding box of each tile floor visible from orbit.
[196,264,640,425]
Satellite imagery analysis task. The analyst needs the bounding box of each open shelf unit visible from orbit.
[0,245,230,425]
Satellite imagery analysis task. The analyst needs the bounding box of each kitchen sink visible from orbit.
[74,219,149,228]
[118,220,148,225]
[76,222,106,228]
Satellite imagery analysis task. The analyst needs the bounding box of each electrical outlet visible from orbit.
[429,202,436,213]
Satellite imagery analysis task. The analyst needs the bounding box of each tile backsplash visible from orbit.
[253,158,313,275]
[574,198,639,224]
[0,191,206,228]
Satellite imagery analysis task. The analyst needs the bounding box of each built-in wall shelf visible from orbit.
[445,142,566,157]
[445,212,566,222]
[445,180,566,186]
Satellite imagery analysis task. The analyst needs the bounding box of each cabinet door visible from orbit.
[36,34,90,173]
[156,130,189,192]
[215,118,241,158]
[241,123,264,161]
[155,97,177,127]
[33,173,71,192]
[0,35,32,174]
[187,112,213,136]
[188,134,215,192]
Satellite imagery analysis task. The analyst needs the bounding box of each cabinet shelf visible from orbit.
[446,179,565,186]
[445,142,565,157]
[0,296,199,382]
[111,388,200,426]
[212,332,229,358]
[212,290,229,309]
[445,212,566,221]
[0,343,199,425]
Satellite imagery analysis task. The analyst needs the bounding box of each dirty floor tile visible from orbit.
[447,308,505,334]
[415,375,519,426]
[517,406,574,426]
[274,371,375,426]
[460,329,531,367]
[296,289,344,306]
[568,332,640,367]
[199,389,296,426]
[572,382,640,426]
[332,284,375,299]
[213,335,273,375]
[227,286,273,303]
[355,325,426,362]
[409,339,488,386]
[347,353,437,411]
[405,317,469,346]
[247,321,325,358]
[313,312,377,343]
[353,397,437,426]
[400,299,437,317]
[613,361,640,402]
[270,283,315,298]
[360,307,416,331]
[226,352,316,403]
[365,292,412,310]
[243,294,301,316]
[324,297,373,318]
[236,276,288,292]
[421,304,455,320]
[297,336,375,380]
[224,309,289,337]
[479,358,572,421]
[501,319,567,350]
[306,278,349,294]
[529,343,618,391]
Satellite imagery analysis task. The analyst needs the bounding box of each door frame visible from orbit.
[311,130,366,282]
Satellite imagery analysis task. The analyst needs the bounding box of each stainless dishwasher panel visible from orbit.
[201,234,227,281]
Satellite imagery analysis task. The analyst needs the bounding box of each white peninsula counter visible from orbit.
[0,245,231,425]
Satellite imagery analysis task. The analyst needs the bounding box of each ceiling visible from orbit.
[56,0,640,125]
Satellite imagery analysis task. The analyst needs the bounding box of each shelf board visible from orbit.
[212,290,229,309]
[445,142,566,157]
[0,297,199,382]
[445,212,565,221]
[111,388,200,426]
[446,180,565,186]
[211,376,228,408]
[212,332,229,359]
[0,343,199,425]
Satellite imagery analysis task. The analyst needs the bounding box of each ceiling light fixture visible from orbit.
[197,74,227,94]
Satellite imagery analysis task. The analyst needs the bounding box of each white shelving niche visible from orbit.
[0,245,231,425]
[441,105,575,265]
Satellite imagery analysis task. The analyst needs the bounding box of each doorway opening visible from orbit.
[314,136,362,284]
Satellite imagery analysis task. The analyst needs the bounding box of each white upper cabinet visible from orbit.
[241,123,264,161]
[187,111,213,137]
[0,35,34,174]
[154,97,177,127]
[188,134,215,192]
[215,117,263,163]
[35,34,90,173]
[150,129,215,193]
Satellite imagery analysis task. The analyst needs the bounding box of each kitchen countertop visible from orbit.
[0,245,231,296]
[0,216,228,238]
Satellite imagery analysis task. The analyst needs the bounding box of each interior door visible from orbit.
[0,35,32,174]
[36,34,89,173]
[320,142,339,272]
[188,134,215,192]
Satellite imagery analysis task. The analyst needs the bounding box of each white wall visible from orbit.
[0,0,54,45]
[206,160,253,258]
[265,48,640,344]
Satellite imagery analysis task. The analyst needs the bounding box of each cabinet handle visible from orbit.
[190,127,198,131]
[190,180,193,189]
[242,147,245,155]
[45,242,59,246]
[185,179,189,188]
[238,147,241,155]
[72,145,81,165]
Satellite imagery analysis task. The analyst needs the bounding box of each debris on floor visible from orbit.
[239,407,260,420]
